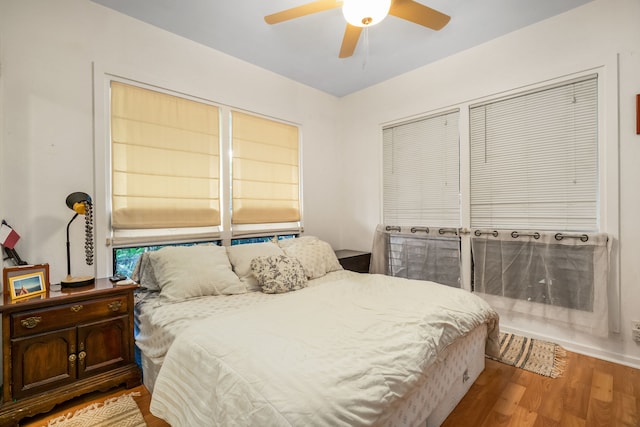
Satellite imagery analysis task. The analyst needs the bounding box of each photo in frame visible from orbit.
[8,272,46,300]
[3,263,49,300]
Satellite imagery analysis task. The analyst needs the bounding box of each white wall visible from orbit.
[0,0,343,282]
[338,0,640,367]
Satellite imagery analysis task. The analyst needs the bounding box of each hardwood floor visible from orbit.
[442,351,640,427]
[19,350,640,427]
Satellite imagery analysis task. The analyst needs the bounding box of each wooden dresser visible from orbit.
[0,279,141,426]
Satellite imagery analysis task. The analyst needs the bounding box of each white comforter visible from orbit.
[150,272,499,427]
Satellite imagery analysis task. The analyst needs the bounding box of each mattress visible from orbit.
[140,324,487,426]
[146,272,499,426]
[373,324,486,426]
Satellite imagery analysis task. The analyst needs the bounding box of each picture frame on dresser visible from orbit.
[2,263,49,300]
[7,271,46,301]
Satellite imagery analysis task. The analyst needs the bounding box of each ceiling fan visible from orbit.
[264,0,450,58]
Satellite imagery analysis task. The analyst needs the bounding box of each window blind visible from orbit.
[110,82,220,229]
[469,76,598,231]
[383,110,460,227]
[231,111,300,225]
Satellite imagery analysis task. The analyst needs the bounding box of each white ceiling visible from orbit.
[90,0,593,97]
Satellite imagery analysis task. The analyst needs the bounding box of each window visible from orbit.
[376,111,461,285]
[113,235,297,277]
[113,241,220,277]
[378,73,611,335]
[383,110,460,227]
[111,82,221,231]
[107,80,302,254]
[469,75,598,230]
[467,75,608,335]
[231,111,301,227]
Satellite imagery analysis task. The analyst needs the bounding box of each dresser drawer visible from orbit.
[11,295,129,338]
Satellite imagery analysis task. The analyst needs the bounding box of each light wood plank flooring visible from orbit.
[20,350,640,426]
[442,350,639,427]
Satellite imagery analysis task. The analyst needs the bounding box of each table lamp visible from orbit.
[61,192,95,288]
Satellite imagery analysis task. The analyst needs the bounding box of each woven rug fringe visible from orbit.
[491,332,567,378]
[47,392,141,427]
[551,346,568,378]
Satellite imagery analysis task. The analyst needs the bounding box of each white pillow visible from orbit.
[282,239,343,279]
[226,242,285,292]
[250,255,308,294]
[149,245,245,302]
[277,235,319,248]
[131,252,160,291]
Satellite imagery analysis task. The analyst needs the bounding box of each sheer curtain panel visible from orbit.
[371,225,461,287]
[472,230,609,336]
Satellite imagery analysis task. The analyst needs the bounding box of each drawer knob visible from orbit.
[108,301,122,311]
[70,305,84,312]
[21,317,42,329]
[68,353,77,368]
[78,351,86,361]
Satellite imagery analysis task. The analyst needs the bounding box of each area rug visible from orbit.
[490,332,567,378]
[46,392,146,427]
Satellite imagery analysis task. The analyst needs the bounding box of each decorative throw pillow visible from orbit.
[250,255,308,294]
[282,239,343,279]
[226,242,285,292]
[149,245,246,302]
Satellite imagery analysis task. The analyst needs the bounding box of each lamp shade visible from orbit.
[342,0,391,27]
[66,192,92,215]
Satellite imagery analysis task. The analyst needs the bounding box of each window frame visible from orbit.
[378,64,619,332]
[382,108,461,228]
[227,108,303,239]
[93,70,304,278]
[458,66,616,296]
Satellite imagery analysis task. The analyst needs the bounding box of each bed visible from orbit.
[133,237,499,426]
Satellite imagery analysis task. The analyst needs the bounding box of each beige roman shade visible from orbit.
[231,111,300,224]
[111,82,220,229]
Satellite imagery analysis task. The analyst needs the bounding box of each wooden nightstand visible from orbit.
[0,279,141,426]
[335,250,371,273]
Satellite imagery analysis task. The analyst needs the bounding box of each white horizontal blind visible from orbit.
[383,110,460,227]
[469,76,598,231]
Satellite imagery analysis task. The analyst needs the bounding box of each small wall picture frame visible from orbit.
[3,263,49,301]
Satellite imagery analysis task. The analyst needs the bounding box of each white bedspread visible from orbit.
[150,273,499,427]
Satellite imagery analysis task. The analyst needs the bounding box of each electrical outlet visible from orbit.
[633,321,640,343]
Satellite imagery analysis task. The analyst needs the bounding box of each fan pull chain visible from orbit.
[362,27,369,70]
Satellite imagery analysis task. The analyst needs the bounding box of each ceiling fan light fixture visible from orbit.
[342,0,391,27]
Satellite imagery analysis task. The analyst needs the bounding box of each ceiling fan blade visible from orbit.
[265,0,342,24]
[339,24,362,58]
[388,0,450,30]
